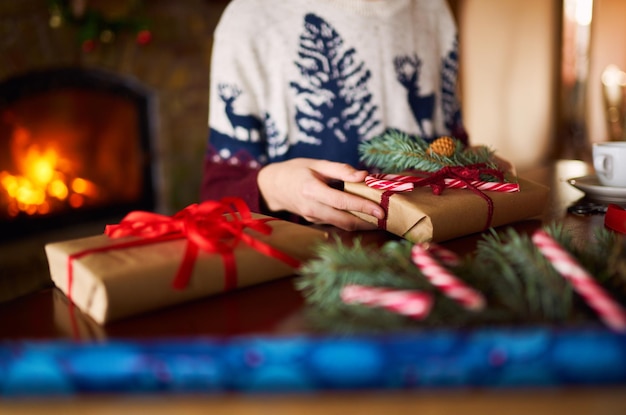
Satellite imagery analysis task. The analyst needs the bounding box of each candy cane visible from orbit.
[365,175,414,192]
[411,244,485,311]
[532,230,626,332]
[366,173,520,193]
[341,284,433,320]
[369,173,417,183]
[443,178,520,192]
[424,243,461,267]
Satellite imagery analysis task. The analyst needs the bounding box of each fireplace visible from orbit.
[0,67,158,242]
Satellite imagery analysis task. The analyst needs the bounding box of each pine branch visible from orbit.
[473,226,575,323]
[296,225,626,333]
[296,237,471,330]
[297,238,428,308]
[358,130,497,173]
[595,229,626,305]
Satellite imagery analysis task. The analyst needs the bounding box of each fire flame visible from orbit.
[1,145,99,217]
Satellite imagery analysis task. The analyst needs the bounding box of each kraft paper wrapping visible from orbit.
[345,177,550,243]
[52,288,107,340]
[45,216,327,324]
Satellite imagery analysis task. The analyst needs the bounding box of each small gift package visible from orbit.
[45,198,327,324]
[347,134,550,243]
[345,176,549,243]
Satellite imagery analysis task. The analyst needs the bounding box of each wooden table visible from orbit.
[2,160,626,414]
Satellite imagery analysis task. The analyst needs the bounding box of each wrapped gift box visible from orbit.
[345,176,550,243]
[52,288,107,340]
[45,214,327,324]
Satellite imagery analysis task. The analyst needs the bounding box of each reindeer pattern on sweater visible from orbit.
[207,0,465,170]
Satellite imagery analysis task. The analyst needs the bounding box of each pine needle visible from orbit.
[295,226,625,333]
[358,130,497,173]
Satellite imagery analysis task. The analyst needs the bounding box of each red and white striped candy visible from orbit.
[365,173,520,193]
[411,244,485,311]
[424,243,461,267]
[341,284,433,320]
[443,178,520,193]
[369,173,417,183]
[365,175,414,192]
[532,230,626,332]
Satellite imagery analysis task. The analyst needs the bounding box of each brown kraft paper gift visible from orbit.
[45,213,327,324]
[344,176,549,243]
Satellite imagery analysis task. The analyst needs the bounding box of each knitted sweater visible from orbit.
[201,0,467,213]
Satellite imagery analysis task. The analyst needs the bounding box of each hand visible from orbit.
[257,158,385,231]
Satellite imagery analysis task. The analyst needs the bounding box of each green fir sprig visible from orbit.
[359,130,496,173]
[296,225,626,333]
[470,227,576,323]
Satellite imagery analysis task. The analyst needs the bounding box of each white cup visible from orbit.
[593,142,626,187]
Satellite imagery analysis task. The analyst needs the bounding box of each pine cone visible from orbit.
[427,136,457,157]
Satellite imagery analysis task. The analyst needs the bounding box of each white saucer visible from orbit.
[567,175,626,203]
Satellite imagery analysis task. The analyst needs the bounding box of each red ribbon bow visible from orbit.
[66,197,301,302]
[413,164,504,196]
[373,164,504,231]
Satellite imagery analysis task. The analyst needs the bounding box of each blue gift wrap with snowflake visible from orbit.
[2,327,626,396]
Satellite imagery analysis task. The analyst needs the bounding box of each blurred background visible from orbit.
[455,0,626,171]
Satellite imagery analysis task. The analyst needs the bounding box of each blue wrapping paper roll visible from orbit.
[1,327,626,396]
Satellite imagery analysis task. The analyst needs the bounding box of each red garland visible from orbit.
[65,197,301,302]
[375,164,505,231]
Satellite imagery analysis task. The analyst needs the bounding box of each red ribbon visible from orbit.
[605,204,626,234]
[65,197,301,302]
[374,164,504,231]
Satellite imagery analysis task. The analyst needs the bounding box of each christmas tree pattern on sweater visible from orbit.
[208,12,462,168]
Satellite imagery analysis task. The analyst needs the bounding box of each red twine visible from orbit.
[65,197,301,302]
[367,164,507,231]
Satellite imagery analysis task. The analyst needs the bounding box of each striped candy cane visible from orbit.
[425,243,461,267]
[365,173,520,193]
[443,178,520,192]
[411,244,485,311]
[365,175,414,192]
[532,230,626,332]
[341,284,433,320]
